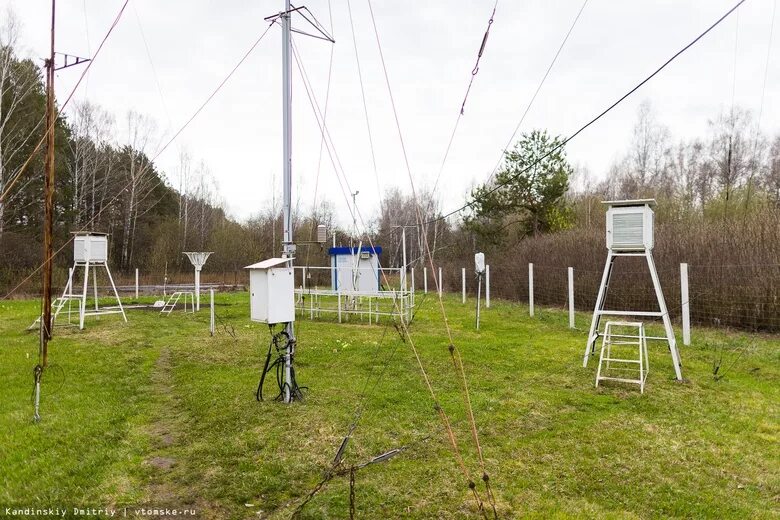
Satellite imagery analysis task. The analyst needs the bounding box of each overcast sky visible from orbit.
[3,0,778,228]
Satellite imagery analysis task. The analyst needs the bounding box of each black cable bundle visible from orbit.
[256,324,305,402]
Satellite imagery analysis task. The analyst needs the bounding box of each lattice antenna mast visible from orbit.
[264,1,334,403]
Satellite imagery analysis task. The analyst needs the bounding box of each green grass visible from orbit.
[1,292,778,519]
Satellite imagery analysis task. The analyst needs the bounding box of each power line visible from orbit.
[364,0,496,515]
[2,23,275,300]
[292,39,491,518]
[430,0,748,225]
[133,2,172,127]
[0,0,131,205]
[346,0,381,201]
[430,0,587,211]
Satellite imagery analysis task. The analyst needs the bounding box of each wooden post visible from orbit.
[462,268,466,304]
[485,265,490,308]
[568,267,575,329]
[528,263,534,317]
[681,263,691,346]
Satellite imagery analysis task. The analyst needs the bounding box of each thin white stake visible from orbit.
[529,263,534,317]
[423,267,428,293]
[462,267,466,304]
[438,267,443,296]
[210,288,215,336]
[568,267,575,329]
[486,265,490,308]
[681,263,691,346]
[135,268,139,299]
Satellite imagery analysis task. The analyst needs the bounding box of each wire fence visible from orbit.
[448,261,780,333]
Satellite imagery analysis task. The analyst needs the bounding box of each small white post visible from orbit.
[462,268,466,304]
[67,267,73,294]
[209,288,215,336]
[135,268,139,299]
[568,267,575,329]
[195,268,201,311]
[485,265,490,308]
[411,267,415,307]
[528,263,534,317]
[681,262,691,346]
[401,228,407,293]
[438,266,443,296]
[423,267,428,294]
[338,290,342,323]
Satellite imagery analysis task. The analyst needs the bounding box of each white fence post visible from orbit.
[410,267,415,308]
[135,268,139,299]
[210,288,215,336]
[423,267,428,294]
[438,267,443,296]
[528,263,534,317]
[485,265,490,308]
[681,263,691,346]
[462,268,466,304]
[568,267,575,329]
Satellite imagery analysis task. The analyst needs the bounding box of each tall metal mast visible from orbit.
[265,1,334,404]
[281,0,293,259]
[280,0,294,404]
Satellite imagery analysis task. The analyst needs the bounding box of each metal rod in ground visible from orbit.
[135,268,139,299]
[681,262,691,345]
[476,274,482,330]
[462,267,466,304]
[438,267,442,296]
[568,267,575,329]
[423,267,427,293]
[485,264,490,308]
[529,262,534,317]
[210,288,215,336]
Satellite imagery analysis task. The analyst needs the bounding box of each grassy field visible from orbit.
[0,291,778,519]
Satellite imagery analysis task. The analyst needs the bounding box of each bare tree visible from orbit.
[121,110,159,268]
[707,107,752,215]
[0,9,38,236]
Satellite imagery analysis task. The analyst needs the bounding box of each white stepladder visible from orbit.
[583,199,683,381]
[29,232,127,331]
[595,321,649,393]
[160,291,195,315]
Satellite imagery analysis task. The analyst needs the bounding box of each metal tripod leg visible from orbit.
[584,251,615,367]
[646,251,683,380]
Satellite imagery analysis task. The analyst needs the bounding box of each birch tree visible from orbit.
[0,10,39,236]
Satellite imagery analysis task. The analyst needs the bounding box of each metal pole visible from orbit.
[438,267,442,297]
[194,267,201,311]
[681,263,691,346]
[40,0,56,356]
[210,288,215,336]
[485,264,490,308]
[401,228,407,294]
[528,263,534,317]
[568,267,575,329]
[135,268,139,299]
[462,268,466,304]
[476,274,482,330]
[35,0,56,421]
[281,0,295,404]
[423,267,427,293]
